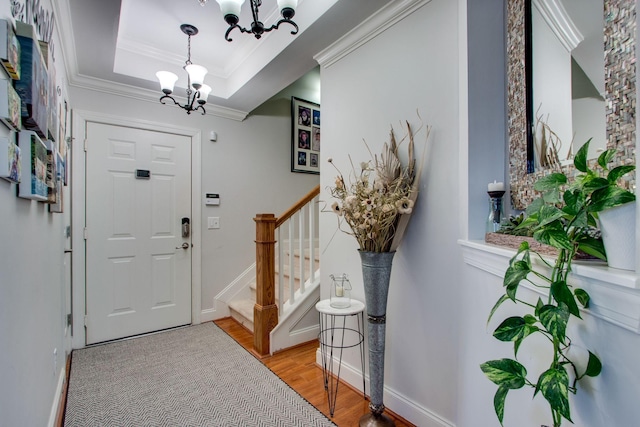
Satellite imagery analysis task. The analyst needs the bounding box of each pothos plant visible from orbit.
[480,140,636,427]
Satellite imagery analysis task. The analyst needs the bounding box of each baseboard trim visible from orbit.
[314,349,455,427]
[50,353,71,427]
[200,307,217,323]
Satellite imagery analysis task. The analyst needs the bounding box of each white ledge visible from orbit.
[458,239,640,334]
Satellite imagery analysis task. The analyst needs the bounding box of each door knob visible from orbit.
[176,242,189,250]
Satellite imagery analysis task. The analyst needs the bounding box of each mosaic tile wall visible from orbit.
[508,0,636,210]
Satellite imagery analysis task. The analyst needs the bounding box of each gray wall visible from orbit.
[0,3,71,426]
[69,78,320,319]
[319,1,461,425]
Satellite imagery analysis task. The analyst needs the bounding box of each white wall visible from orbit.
[458,253,640,426]
[0,1,72,426]
[319,1,461,425]
[69,83,319,321]
[572,96,606,158]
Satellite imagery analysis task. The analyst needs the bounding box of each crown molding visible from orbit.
[532,0,584,52]
[52,0,78,86]
[314,0,433,68]
[69,73,249,121]
[117,37,229,78]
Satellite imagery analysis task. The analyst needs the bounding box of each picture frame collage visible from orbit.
[291,97,320,174]
[0,19,69,213]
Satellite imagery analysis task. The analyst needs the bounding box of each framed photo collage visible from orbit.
[291,97,320,174]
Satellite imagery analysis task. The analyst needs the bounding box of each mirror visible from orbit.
[508,0,636,210]
[532,0,605,166]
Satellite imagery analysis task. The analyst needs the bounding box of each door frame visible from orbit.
[71,109,202,349]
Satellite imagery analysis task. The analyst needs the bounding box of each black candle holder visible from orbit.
[487,190,505,233]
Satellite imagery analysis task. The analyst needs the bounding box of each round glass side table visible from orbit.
[315,298,366,417]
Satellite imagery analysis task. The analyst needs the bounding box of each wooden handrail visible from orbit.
[276,185,320,228]
[253,184,320,356]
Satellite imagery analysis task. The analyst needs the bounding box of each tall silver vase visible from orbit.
[359,250,396,427]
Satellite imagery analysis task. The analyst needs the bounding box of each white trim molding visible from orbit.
[532,0,584,52]
[69,74,249,122]
[71,110,203,349]
[47,366,66,427]
[314,0,433,68]
[459,239,640,334]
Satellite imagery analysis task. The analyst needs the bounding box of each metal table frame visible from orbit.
[316,299,366,417]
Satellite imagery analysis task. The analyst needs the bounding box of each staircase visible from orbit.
[225,185,321,355]
[228,246,320,332]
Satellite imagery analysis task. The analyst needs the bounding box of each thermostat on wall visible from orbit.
[205,193,220,206]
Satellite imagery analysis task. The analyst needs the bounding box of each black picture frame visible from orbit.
[291,97,320,174]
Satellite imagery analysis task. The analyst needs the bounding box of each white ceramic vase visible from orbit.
[599,202,636,271]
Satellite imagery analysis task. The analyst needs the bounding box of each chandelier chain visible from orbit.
[186,34,192,66]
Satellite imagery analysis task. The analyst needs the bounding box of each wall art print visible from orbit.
[48,150,63,213]
[17,130,47,201]
[0,79,22,130]
[0,19,20,79]
[14,21,48,139]
[0,134,21,183]
[291,97,320,174]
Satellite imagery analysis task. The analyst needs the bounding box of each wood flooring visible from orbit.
[214,317,415,427]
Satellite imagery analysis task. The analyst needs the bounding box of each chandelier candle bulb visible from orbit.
[199,85,212,103]
[277,0,298,14]
[216,0,244,18]
[185,64,207,89]
[156,71,178,94]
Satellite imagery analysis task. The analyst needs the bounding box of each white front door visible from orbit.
[85,123,192,344]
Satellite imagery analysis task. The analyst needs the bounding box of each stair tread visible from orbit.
[229,299,255,329]
[229,298,254,317]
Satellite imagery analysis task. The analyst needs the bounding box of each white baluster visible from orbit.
[299,207,305,295]
[288,218,295,304]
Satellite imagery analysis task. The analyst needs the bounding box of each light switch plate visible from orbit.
[208,217,220,229]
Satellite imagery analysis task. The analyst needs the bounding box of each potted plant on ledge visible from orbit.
[480,140,635,427]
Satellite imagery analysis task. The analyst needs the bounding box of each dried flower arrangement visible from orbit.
[327,120,429,253]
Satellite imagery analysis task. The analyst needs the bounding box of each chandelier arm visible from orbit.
[186,92,199,111]
[263,18,299,35]
[224,24,244,42]
[159,94,182,107]
[196,104,207,115]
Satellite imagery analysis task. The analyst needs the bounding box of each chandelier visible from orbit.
[156,24,212,115]
[203,0,299,42]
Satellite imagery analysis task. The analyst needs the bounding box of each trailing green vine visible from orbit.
[480,140,635,426]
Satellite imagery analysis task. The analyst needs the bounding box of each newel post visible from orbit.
[253,213,278,356]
